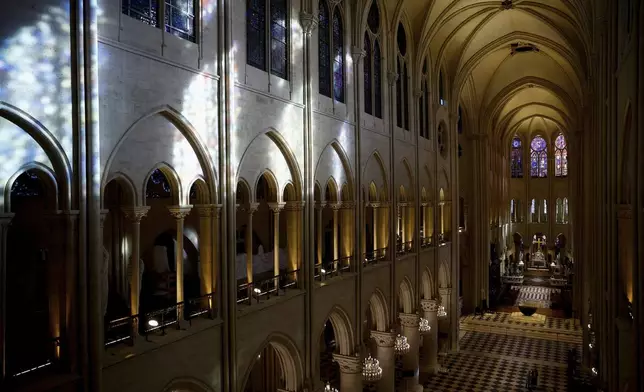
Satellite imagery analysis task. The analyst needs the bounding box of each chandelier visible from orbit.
[437,305,447,318]
[324,382,338,392]
[394,334,410,355]
[418,317,431,333]
[362,355,383,382]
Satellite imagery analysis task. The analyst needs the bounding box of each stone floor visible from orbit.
[422,317,583,392]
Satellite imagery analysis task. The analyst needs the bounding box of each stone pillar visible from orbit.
[195,205,216,311]
[439,202,445,238]
[285,201,303,273]
[212,205,221,298]
[371,330,396,392]
[420,299,438,374]
[372,203,379,254]
[121,206,150,337]
[332,203,340,263]
[380,202,389,254]
[269,203,284,288]
[333,353,362,392]
[316,203,323,265]
[400,313,421,392]
[340,202,354,260]
[439,287,452,338]
[399,204,406,244]
[0,213,14,378]
[243,203,258,283]
[407,204,415,249]
[168,206,192,321]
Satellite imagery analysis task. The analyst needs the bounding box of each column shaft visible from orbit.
[197,206,213,295]
[246,208,255,283]
[371,331,396,392]
[121,206,150,337]
[373,206,379,252]
[316,206,323,265]
[333,353,362,392]
[333,206,339,261]
[420,299,438,374]
[400,313,421,392]
[168,206,191,320]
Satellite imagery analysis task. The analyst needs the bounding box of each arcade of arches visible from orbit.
[0,1,642,392]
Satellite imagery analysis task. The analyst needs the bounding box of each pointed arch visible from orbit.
[324,177,339,203]
[398,277,414,314]
[255,170,279,203]
[421,267,435,300]
[400,158,415,200]
[239,332,304,392]
[5,163,59,212]
[314,139,355,200]
[363,150,389,199]
[236,178,252,205]
[368,181,378,202]
[438,261,450,288]
[283,182,297,202]
[103,104,218,204]
[102,171,137,208]
[423,164,433,198]
[0,101,71,212]
[368,289,390,332]
[319,305,356,356]
[188,175,210,204]
[143,163,182,206]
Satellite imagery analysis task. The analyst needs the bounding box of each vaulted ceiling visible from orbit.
[382,0,591,139]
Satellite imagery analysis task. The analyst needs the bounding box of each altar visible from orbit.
[527,234,549,270]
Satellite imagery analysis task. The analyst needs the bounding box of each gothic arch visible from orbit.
[315,139,355,199]
[324,177,340,203]
[239,333,304,392]
[421,267,435,300]
[318,305,356,356]
[399,158,415,200]
[238,128,303,202]
[236,177,252,204]
[368,289,390,332]
[357,0,390,44]
[188,176,210,204]
[5,163,59,212]
[162,377,214,392]
[101,171,138,208]
[142,163,182,205]
[0,101,72,212]
[254,170,279,203]
[398,277,414,314]
[438,261,450,288]
[363,150,389,200]
[103,104,218,205]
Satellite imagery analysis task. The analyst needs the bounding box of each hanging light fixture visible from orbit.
[324,382,338,392]
[362,355,383,382]
[437,305,447,317]
[394,334,410,355]
[418,317,431,333]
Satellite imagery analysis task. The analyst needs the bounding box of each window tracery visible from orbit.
[554,133,568,177]
[122,0,196,42]
[319,0,344,102]
[396,23,409,130]
[246,0,289,80]
[530,135,548,178]
[511,135,523,178]
[363,1,382,118]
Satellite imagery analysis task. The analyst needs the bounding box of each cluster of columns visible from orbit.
[328,306,440,392]
[116,204,220,337]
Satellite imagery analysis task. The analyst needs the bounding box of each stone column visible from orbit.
[212,205,221,299]
[333,353,362,392]
[438,287,452,337]
[400,313,421,392]
[285,201,303,273]
[168,206,192,321]
[269,203,284,289]
[371,330,396,392]
[316,203,323,265]
[340,202,354,260]
[331,203,340,263]
[420,299,438,374]
[0,213,14,378]
[372,203,379,254]
[380,202,389,255]
[243,203,259,284]
[121,206,150,337]
[195,205,215,307]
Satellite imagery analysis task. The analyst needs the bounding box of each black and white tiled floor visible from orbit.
[422,330,581,392]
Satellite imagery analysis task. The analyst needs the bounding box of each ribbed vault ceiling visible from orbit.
[388,0,590,139]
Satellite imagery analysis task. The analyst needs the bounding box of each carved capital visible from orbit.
[351,46,366,61]
[367,202,381,209]
[340,201,356,210]
[332,353,362,374]
[268,202,286,214]
[168,205,192,220]
[194,204,216,218]
[213,204,222,219]
[0,213,15,227]
[399,312,420,328]
[370,330,397,347]
[329,202,342,211]
[438,287,452,296]
[121,206,151,223]
[421,299,439,312]
[315,202,326,210]
[284,201,305,211]
[387,71,399,86]
[239,202,260,215]
[299,11,318,35]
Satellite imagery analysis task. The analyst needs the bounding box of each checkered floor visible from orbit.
[462,312,581,332]
[422,330,581,392]
[511,285,561,308]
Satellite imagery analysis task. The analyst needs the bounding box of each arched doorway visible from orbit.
[318,320,341,388]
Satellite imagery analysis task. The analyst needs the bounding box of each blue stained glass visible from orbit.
[319,1,331,97]
[363,33,372,114]
[11,171,43,197]
[332,9,344,102]
[146,169,172,198]
[247,0,266,71]
[270,0,288,79]
[373,41,382,118]
[531,136,547,151]
[123,0,159,27]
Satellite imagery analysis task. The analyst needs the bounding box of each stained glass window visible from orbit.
[318,1,331,97]
[165,0,196,41]
[146,169,172,198]
[373,41,382,118]
[332,10,344,102]
[511,135,523,178]
[397,23,406,56]
[556,198,563,223]
[403,64,409,130]
[530,135,548,177]
[530,199,538,222]
[270,0,288,79]
[396,23,408,130]
[563,198,569,223]
[363,33,372,114]
[554,133,568,177]
[123,0,160,27]
[246,0,266,71]
[396,58,403,128]
[11,171,43,197]
[542,199,548,222]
